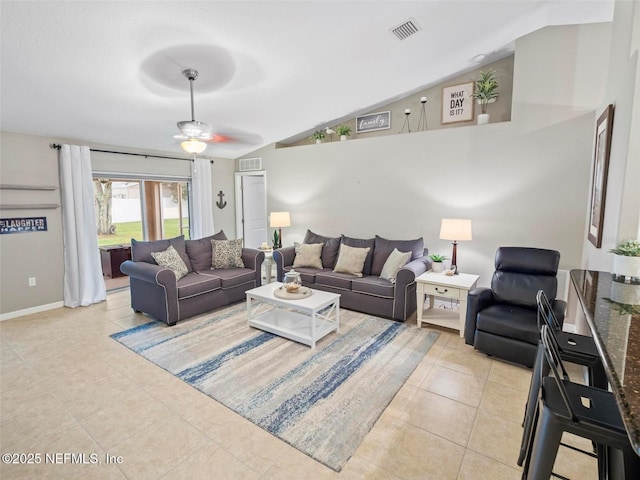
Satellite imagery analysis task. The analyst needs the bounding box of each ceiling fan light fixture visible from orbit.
[181,138,207,154]
[177,120,210,138]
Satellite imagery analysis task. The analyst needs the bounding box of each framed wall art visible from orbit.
[587,104,614,248]
[356,111,391,133]
[441,82,474,124]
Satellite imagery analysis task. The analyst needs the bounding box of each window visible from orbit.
[93,176,190,246]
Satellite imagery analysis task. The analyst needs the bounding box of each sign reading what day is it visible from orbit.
[441,82,475,124]
[0,217,48,235]
[356,111,391,133]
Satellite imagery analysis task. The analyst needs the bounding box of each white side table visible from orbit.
[416,271,479,337]
[261,250,275,285]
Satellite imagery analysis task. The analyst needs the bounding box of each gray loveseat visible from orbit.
[273,230,431,321]
[120,232,264,326]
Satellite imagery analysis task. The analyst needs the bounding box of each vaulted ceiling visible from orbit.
[1,1,614,159]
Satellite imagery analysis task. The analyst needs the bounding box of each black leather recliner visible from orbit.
[464,247,566,368]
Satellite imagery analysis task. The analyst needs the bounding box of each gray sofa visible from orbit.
[120,232,264,326]
[273,230,431,321]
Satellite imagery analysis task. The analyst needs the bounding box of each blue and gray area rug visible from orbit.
[111,303,439,471]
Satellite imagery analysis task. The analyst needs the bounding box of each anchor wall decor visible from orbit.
[216,190,227,209]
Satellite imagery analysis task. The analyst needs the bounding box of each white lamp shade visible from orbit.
[181,139,207,154]
[440,218,472,241]
[270,211,291,228]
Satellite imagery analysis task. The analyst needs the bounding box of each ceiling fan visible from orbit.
[174,68,213,154]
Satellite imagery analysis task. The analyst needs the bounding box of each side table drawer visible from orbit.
[422,283,461,300]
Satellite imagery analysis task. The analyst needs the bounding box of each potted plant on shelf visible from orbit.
[472,69,499,125]
[429,253,448,273]
[336,125,352,141]
[310,130,325,144]
[610,239,640,281]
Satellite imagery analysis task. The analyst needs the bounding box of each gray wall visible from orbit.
[0,131,235,317]
[246,22,613,289]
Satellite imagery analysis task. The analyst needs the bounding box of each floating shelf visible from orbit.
[0,204,59,210]
[0,184,58,191]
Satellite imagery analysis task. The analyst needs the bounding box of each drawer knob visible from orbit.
[435,287,448,294]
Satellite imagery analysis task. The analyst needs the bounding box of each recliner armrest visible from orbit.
[464,287,496,345]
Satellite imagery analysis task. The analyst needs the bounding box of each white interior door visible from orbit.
[235,172,267,248]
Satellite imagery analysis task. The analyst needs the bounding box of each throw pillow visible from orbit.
[303,230,341,269]
[150,245,189,280]
[340,235,375,275]
[132,235,192,272]
[380,248,411,284]
[293,242,324,269]
[185,230,228,271]
[333,244,371,277]
[211,238,244,269]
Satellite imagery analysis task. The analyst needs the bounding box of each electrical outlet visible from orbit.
[28,277,36,287]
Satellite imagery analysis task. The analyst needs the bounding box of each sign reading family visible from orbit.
[356,111,391,133]
[0,217,48,235]
[441,82,474,124]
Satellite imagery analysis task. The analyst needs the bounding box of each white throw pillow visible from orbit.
[380,248,411,284]
[293,242,324,269]
[151,245,189,280]
[333,244,370,277]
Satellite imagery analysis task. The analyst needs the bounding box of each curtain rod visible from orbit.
[49,144,213,163]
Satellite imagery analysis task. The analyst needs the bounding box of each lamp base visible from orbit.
[451,241,459,274]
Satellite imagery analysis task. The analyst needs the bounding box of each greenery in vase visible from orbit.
[472,69,499,114]
[272,229,280,247]
[309,130,325,141]
[603,298,640,316]
[610,240,640,256]
[336,125,352,136]
[429,253,448,262]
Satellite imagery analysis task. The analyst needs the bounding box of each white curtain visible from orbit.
[190,158,215,238]
[59,145,106,307]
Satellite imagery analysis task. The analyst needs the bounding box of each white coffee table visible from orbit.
[245,283,340,348]
[416,271,479,337]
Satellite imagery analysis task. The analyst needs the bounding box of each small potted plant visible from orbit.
[310,130,325,144]
[272,229,280,249]
[472,69,499,125]
[610,239,640,281]
[429,253,448,273]
[336,125,352,141]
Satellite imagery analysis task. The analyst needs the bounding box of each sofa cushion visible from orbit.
[185,230,228,271]
[352,276,395,299]
[333,244,370,277]
[379,248,411,283]
[293,242,324,269]
[303,230,341,269]
[340,235,375,275]
[283,265,325,285]
[150,245,189,280]
[371,235,424,276]
[315,271,353,291]
[201,268,256,289]
[476,304,539,345]
[211,239,244,269]
[131,235,192,273]
[177,272,221,300]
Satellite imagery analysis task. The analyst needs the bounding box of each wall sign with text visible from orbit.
[441,82,474,124]
[0,217,48,234]
[356,111,391,133]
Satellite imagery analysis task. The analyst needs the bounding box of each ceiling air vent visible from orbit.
[391,18,421,40]
[238,157,262,171]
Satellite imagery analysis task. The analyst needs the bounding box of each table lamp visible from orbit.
[269,211,290,249]
[439,218,472,274]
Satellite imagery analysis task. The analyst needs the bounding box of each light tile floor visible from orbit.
[0,290,598,479]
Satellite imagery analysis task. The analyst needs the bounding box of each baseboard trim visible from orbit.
[0,301,64,321]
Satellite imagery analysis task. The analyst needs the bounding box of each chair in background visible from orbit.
[464,247,565,368]
[522,325,639,480]
[517,289,607,466]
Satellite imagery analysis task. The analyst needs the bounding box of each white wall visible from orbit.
[246,22,612,289]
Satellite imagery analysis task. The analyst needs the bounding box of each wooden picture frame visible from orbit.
[588,104,614,248]
[441,82,474,124]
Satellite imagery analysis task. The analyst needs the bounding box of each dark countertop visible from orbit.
[570,269,640,455]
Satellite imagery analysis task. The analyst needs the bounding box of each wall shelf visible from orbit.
[0,204,59,210]
[0,184,58,191]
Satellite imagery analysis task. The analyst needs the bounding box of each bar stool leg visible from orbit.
[524,407,563,480]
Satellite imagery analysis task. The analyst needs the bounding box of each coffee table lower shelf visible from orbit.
[248,308,338,348]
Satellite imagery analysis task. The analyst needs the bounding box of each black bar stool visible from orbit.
[518,290,607,466]
[522,325,640,479]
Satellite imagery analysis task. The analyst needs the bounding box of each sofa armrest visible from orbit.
[464,287,496,345]
[273,246,296,282]
[120,260,176,286]
[241,248,265,270]
[396,256,431,286]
